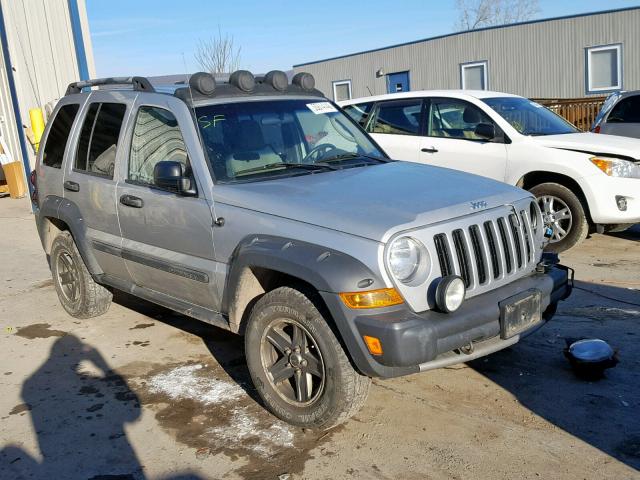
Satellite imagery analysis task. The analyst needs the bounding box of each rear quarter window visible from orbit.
[42,104,80,168]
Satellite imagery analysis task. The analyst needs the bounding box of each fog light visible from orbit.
[435,275,466,313]
[616,195,627,211]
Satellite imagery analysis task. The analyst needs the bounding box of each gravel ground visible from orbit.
[0,196,638,480]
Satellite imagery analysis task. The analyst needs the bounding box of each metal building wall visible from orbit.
[294,8,640,101]
[0,0,94,182]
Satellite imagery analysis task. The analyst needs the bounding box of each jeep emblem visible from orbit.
[470,200,488,210]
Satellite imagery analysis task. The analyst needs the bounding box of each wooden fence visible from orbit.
[532,96,607,132]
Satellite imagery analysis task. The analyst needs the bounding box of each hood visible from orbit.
[532,132,640,160]
[213,162,530,242]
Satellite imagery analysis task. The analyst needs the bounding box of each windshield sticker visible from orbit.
[530,102,544,108]
[307,102,337,114]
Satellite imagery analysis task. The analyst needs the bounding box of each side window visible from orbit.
[129,106,189,186]
[370,99,422,135]
[75,102,126,178]
[342,102,374,129]
[608,96,640,123]
[42,104,79,168]
[428,99,494,140]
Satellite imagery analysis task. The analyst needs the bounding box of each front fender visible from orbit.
[222,235,386,314]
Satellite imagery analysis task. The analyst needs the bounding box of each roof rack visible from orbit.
[65,76,155,95]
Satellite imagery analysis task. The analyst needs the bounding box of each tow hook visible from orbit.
[460,342,474,355]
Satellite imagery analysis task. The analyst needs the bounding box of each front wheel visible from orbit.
[529,183,589,253]
[245,287,370,430]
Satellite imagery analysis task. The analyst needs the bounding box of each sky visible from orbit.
[87,0,638,78]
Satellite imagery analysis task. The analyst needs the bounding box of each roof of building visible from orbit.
[294,6,640,67]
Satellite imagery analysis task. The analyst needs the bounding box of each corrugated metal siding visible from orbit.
[294,9,640,101]
[0,0,92,178]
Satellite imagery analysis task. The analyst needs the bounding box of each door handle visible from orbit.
[120,194,144,208]
[63,180,80,192]
[421,147,439,153]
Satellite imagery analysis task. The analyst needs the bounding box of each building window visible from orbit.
[586,44,622,94]
[332,80,352,102]
[460,61,488,90]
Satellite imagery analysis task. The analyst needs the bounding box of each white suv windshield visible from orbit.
[483,97,579,136]
[195,99,386,182]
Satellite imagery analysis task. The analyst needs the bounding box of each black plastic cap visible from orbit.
[229,70,256,92]
[292,72,315,91]
[264,70,288,91]
[189,72,216,95]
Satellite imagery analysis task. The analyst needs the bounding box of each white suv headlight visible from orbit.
[590,157,640,178]
[388,237,421,282]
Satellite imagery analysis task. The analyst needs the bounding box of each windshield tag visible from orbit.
[307,102,337,114]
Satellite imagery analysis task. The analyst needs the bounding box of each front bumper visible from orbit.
[580,174,640,224]
[321,265,571,378]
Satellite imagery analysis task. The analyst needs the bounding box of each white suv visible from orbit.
[340,91,640,251]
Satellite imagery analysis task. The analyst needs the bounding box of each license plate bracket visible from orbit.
[499,289,542,339]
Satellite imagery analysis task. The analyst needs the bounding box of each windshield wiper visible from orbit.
[236,162,337,176]
[320,153,392,164]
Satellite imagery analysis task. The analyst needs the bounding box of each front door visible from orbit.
[116,95,220,311]
[387,71,410,94]
[367,98,425,162]
[419,97,508,181]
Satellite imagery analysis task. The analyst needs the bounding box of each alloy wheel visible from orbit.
[260,318,325,406]
[537,195,573,243]
[56,250,80,304]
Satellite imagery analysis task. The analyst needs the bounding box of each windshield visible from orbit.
[195,99,386,182]
[482,97,579,136]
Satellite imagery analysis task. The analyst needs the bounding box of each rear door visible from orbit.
[601,94,640,139]
[366,98,425,162]
[63,91,133,280]
[419,97,508,181]
[116,94,220,311]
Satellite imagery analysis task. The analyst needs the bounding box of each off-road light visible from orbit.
[616,195,628,211]
[435,275,466,313]
[339,288,403,309]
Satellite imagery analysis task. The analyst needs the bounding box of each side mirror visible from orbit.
[153,161,196,196]
[474,122,496,140]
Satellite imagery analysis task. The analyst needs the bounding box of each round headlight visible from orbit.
[435,275,466,313]
[388,237,421,282]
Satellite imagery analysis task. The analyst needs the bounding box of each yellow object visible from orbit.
[29,108,45,152]
[2,161,27,199]
[590,157,615,175]
[363,335,383,356]
[339,288,404,309]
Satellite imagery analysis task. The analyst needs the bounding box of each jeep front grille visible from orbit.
[433,206,537,290]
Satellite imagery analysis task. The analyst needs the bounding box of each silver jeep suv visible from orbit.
[32,70,571,429]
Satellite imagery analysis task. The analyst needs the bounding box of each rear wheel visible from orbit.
[245,287,370,430]
[529,183,589,253]
[50,231,112,318]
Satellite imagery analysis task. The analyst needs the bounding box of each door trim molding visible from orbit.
[92,240,210,283]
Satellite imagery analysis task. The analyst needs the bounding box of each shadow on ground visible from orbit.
[468,280,640,471]
[0,331,204,480]
[608,223,640,242]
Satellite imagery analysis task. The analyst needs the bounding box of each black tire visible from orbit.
[529,182,589,253]
[245,287,371,430]
[50,231,112,319]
